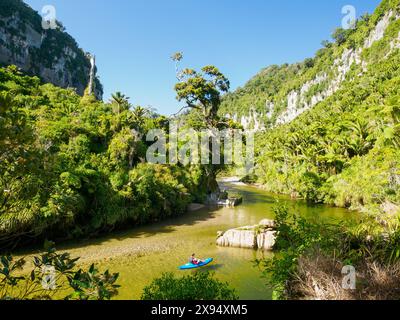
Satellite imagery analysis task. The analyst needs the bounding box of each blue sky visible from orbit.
[25,0,381,115]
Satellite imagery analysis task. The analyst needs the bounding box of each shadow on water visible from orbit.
[202,263,225,271]
[181,264,225,273]
[48,207,222,253]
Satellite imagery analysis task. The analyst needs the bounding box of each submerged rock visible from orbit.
[217,197,243,208]
[206,189,243,207]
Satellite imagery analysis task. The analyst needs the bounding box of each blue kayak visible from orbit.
[179,258,213,270]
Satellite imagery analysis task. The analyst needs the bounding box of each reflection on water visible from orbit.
[51,183,355,300]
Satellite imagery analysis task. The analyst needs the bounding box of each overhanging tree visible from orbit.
[171,53,232,196]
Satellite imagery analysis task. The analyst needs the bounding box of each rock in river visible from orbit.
[259,219,276,229]
[216,228,256,249]
[216,220,277,251]
[257,231,277,251]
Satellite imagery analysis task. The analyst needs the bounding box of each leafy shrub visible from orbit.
[0,66,210,249]
[258,205,400,300]
[141,272,238,301]
[0,242,119,300]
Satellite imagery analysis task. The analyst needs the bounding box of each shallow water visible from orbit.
[48,183,352,300]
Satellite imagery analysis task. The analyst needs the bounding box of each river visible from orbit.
[22,181,354,300]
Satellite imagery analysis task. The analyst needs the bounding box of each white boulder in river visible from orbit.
[216,220,277,251]
[216,228,256,249]
[256,231,276,251]
[259,219,276,229]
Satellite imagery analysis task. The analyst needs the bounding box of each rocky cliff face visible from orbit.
[275,9,399,126]
[220,0,400,131]
[0,0,102,99]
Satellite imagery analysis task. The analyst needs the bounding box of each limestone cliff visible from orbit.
[0,0,102,99]
[220,0,400,131]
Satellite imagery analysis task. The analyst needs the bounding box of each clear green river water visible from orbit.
[23,182,354,300]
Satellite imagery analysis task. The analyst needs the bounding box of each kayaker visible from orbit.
[189,253,204,265]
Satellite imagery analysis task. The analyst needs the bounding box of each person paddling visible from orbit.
[189,253,204,265]
[179,256,213,270]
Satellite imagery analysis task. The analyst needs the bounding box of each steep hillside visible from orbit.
[240,0,400,216]
[220,0,400,132]
[0,0,103,99]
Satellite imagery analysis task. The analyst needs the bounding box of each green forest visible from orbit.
[0,65,212,249]
[1,0,400,302]
[224,0,400,216]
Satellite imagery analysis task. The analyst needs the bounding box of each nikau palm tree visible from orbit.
[110,92,131,114]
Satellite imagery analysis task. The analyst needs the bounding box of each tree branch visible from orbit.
[170,104,201,118]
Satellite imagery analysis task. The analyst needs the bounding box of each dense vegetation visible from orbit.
[0,242,120,300]
[141,272,238,300]
[0,0,42,30]
[2,0,400,302]
[253,52,400,210]
[220,0,400,300]
[259,205,400,300]
[222,0,400,218]
[220,63,307,125]
[0,65,211,250]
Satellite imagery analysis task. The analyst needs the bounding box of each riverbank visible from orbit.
[13,182,353,299]
[221,175,370,214]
